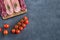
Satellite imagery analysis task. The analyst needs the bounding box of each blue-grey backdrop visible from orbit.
[0,0,60,40]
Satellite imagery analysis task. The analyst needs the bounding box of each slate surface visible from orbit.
[0,0,60,40]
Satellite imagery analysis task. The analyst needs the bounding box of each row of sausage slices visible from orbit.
[0,0,27,17]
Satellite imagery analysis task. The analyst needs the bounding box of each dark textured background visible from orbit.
[0,0,60,40]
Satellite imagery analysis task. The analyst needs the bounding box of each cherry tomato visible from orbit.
[0,28,2,32]
[22,23,26,28]
[11,29,15,34]
[24,20,29,24]
[15,29,20,34]
[4,24,10,29]
[20,19,24,23]
[14,25,19,29]
[23,16,28,20]
[3,30,8,35]
[17,22,21,26]
[19,27,24,31]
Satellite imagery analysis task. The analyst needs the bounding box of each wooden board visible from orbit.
[2,9,27,19]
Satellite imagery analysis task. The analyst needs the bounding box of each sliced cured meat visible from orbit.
[0,0,7,17]
[0,0,27,19]
[0,0,14,18]
[0,2,2,13]
[11,0,21,12]
[18,0,27,11]
[4,0,13,15]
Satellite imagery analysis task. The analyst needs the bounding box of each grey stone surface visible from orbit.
[0,0,60,40]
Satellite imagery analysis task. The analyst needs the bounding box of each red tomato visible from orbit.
[24,20,29,24]
[23,16,28,20]
[14,25,19,29]
[22,23,26,28]
[3,30,8,35]
[17,22,21,26]
[11,29,15,34]
[15,29,20,34]
[4,24,10,29]
[20,19,24,23]
[19,27,24,31]
[0,28,2,32]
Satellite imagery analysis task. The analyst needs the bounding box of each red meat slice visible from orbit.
[0,0,7,17]
[4,0,13,15]
[0,2,2,13]
[11,0,21,12]
[18,0,27,11]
